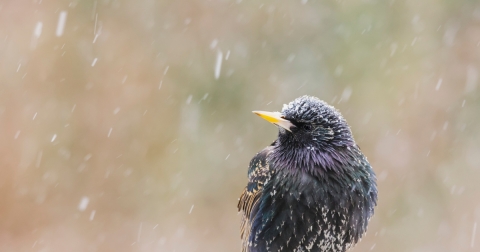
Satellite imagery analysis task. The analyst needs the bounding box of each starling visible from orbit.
[238,96,377,252]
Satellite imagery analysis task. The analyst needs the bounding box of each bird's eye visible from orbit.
[302,124,312,131]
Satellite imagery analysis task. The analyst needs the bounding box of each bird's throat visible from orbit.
[271,142,344,175]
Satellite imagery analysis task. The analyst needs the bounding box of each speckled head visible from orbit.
[277,96,354,149]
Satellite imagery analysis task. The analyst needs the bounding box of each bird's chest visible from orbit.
[255,171,357,252]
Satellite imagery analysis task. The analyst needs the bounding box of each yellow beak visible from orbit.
[252,111,295,132]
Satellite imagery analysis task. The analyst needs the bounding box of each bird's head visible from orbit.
[254,96,354,150]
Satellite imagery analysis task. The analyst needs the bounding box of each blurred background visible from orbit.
[1,0,480,251]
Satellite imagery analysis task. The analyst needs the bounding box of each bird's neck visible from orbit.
[270,139,356,175]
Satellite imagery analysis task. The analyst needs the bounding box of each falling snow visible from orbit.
[435,78,443,91]
[31,22,43,49]
[78,197,89,211]
[215,50,223,79]
[89,210,96,221]
[34,22,43,38]
[56,11,68,37]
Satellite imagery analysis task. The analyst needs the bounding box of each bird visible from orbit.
[238,95,377,252]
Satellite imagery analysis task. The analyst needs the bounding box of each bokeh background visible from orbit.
[1,0,480,251]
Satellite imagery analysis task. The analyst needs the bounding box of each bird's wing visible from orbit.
[238,147,273,252]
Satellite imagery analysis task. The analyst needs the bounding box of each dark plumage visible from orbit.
[238,96,377,252]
